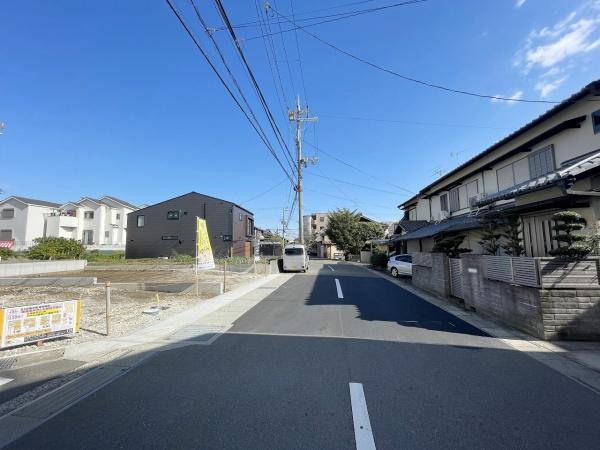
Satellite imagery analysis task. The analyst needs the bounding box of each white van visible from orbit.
[282,244,309,272]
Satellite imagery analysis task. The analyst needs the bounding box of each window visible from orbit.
[1,209,14,219]
[497,157,530,191]
[104,231,109,238]
[408,208,417,220]
[528,145,555,178]
[83,230,94,244]
[0,229,12,240]
[466,180,479,204]
[84,211,94,219]
[593,110,600,134]
[246,217,254,236]
[161,235,178,240]
[239,213,243,221]
[116,213,120,220]
[137,215,145,227]
[449,188,460,212]
[319,217,324,222]
[440,194,449,212]
[285,247,304,255]
[167,210,179,220]
[222,235,232,241]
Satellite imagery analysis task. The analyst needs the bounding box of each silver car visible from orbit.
[387,254,412,277]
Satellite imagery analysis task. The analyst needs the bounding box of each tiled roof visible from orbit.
[397,220,429,234]
[100,196,138,210]
[5,196,60,208]
[394,215,482,241]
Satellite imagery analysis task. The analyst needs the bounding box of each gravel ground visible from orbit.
[0,270,262,357]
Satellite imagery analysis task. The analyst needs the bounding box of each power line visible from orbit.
[244,0,426,41]
[269,6,563,104]
[240,178,288,204]
[304,187,399,210]
[319,114,511,130]
[213,0,297,172]
[307,171,412,196]
[164,0,296,185]
[303,140,415,194]
[268,1,297,101]
[188,0,296,176]
[289,0,309,105]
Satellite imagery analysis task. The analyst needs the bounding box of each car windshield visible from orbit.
[285,248,304,255]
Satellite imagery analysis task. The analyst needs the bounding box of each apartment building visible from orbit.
[0,197,60,250]
[397,80,600,257]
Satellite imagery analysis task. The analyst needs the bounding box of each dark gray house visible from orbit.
[125,192,255,259]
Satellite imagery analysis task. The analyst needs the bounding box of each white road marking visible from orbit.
[448,321,456,327]
[328,265,335,272]
[335,278,344,299]
[0,377,14,387]
[349,382,376,450]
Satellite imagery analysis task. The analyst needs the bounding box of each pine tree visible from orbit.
[477,217,503,255]
[501,215,525,256]
[432,234,472,258]
[549,211,591,258]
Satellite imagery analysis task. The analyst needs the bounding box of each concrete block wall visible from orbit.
[540,289,600,340]
[0,260,87,277]
[461,255,544,338]
[412,253,450,298]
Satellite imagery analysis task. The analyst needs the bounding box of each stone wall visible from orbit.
[540,288,600,340]
[412,253,450,298]
[461,255,544,338]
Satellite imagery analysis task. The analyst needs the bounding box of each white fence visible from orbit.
[486,256,539,287]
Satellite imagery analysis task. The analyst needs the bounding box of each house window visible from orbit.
[84,211,94,219]
[116,213,121,220]
[528,145,555,178]
[449,187,460,212]
[0,229,12,240]
[167,210,180,220]
[105,231,109,238]
[246,217,254,236]
[497,157,530,191]
[593,110,600,134]
[239,213,243,221]
[161,235,178,240]
[137,215,145,227]
[440,194,449,212]
[408,208,417,220]
[319,217,324,222]
[1,209,14,219]
[466,180,479,205]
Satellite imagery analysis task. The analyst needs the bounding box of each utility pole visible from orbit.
[289,97,317,244]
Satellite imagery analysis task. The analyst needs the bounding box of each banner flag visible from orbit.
[196,217,215,271]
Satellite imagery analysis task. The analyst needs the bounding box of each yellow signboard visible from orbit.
[196,217,215,271]
[0,300,81,349]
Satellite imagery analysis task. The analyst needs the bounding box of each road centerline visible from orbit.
[349,382,376,450]
[335,278,344,299]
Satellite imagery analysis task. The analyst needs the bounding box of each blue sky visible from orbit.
[1,0,599,234]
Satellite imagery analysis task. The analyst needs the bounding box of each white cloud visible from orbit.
[525,18,600,68]
[515,0,527,7]
[535,76,568,97]
[490,90,523,105]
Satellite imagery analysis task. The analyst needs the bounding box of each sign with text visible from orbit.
[196,217,215,271]
[0,300,81,349]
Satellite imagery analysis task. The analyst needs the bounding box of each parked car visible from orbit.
[387,254,412,277]
[282,244,310,272]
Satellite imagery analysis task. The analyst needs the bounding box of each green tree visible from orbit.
[27,237,85,260]
[0,247,13,259]
[549,211,591,257]
[477,217,503,255]
[501,215,525,256]
[432,234,472,258]
[326,209,384,256]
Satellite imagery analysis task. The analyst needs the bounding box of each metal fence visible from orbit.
[485,256,540,287]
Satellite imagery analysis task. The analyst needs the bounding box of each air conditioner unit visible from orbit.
[438,211,449,221]
[469,193,487,209]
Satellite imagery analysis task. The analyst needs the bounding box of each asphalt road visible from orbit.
[7,261,600,449]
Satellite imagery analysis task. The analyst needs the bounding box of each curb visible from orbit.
[0,348,66,371]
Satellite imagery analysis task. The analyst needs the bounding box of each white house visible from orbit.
[46,196,139,250]
[397,79,600,257]
[0,197,60,250]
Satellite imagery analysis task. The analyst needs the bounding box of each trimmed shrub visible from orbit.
[371,252,389,269]
[0,247,13,259]
[27,237,85,260]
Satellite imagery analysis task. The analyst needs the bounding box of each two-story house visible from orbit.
[46,196,139,250]
[0,197,61,250]
[126,192,255,259]
[397,79,600,257]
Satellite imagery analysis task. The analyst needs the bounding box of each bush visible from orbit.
[549,211,591,258]
[27,237,85,260]
[0,248,13,259]
[85,250,125,263]
[371,252,388,269]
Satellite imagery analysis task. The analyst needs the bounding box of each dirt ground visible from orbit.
[0,268,263,357]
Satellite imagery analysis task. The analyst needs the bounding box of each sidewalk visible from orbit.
[358,262,600,394]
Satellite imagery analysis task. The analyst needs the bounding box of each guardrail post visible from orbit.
[105,281,112,336]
